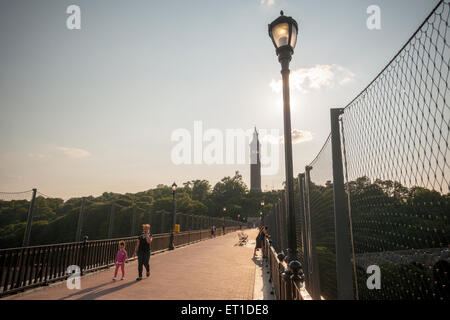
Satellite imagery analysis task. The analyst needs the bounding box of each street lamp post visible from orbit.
[260,200,265,226]
[268,11,298,263]
[169,182,177,250]
[223,207,226,235]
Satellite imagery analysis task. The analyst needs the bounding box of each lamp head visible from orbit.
[268,10,298,56]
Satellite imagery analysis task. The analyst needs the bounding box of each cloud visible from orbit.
[281,129,313,144]
[261,129,313,145]
[260,0,275,6]
[57,147,91,159]
[270,64,355,94]
[28,153,50,159]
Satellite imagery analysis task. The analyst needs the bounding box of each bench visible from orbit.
[237,232,248,246]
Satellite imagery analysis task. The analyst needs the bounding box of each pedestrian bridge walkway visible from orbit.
[3,229,265,300]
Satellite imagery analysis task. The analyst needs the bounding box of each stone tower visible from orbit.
[250,127,261,192]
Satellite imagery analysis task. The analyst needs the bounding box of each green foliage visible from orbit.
[292,175,449,300]
[0,171,279,248]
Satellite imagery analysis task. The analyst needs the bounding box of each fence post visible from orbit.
[275,200,281,251]
[130,206,137,236]
[80,236,88,276]
[108,204,115,239]
[305,165,321,300]
[280,191,288,252]
[22,188,37,247]
[75,197,86,242]
[297,173,310,289]
[330,108,355,300]
[275,202,281,252]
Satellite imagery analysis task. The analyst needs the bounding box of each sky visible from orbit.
[0,0,441,199]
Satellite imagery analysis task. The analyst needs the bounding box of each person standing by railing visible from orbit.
[134,224,152,281]
[253,226,265,257]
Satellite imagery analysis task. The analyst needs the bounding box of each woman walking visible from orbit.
[134,224,152,281]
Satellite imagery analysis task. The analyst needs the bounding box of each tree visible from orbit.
[191,180,211,202]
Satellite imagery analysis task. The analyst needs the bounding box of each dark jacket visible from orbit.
[255,230,264,249]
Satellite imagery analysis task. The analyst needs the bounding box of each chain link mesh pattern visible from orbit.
[341,0,450,300]
[307,136,338,300]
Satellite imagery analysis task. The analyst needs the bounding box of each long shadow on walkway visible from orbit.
[76,280,139,300]
[77,281,137,300]
[58,280,139,300]
[58,281,111,300]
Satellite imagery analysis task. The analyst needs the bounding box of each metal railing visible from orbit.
[0,226,243,297]
[262,237,304,300]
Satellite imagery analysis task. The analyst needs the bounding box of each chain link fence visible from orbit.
[307,136,337,300]
[264,0,449,300]
[341,0,449,300]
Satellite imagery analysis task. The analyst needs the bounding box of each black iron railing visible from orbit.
[263,237,304,300]
[0,226,242,297]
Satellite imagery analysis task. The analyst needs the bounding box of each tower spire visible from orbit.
[250,127,261,192]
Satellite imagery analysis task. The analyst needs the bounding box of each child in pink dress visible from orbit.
[113,240,127,280]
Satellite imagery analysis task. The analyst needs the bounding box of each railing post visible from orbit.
[330,108,355,300]
[80,236,88,276]
[22,188,37,247]
[305,165,321,300]
[108,204,115,239]
[75,197,86,242]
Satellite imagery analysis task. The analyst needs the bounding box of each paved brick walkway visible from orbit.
[4,229,259,300]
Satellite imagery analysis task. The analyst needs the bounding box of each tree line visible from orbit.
[295,176,449,300]
[0,171,281,249]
